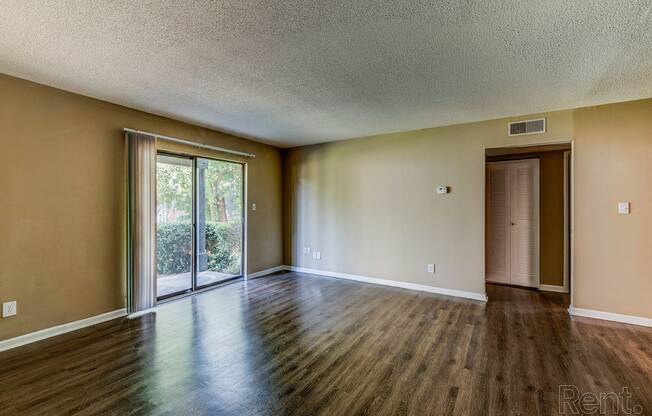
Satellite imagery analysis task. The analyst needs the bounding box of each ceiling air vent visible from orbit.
[508,118,546,136]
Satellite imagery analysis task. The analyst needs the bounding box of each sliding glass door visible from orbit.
[196,158,243,288]
[156,154,244,300]
[156,155,193,298]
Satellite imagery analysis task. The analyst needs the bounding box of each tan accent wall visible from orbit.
[487,150,567,287]
[283,111,574,295]
[0,74,283,341]
[573,99,652,318]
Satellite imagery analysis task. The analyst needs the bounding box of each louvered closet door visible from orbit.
[508,159,539,288]
[486,164,511,284]
[486,159,539,288]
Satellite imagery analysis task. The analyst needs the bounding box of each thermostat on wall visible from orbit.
[436,186,449,194]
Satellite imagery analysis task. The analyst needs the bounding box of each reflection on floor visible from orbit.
[157,270,236,297]
[1,273,650,415]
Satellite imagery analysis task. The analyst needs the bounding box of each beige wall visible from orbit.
[284,98,652,319]
[573,99,652,318]
[283,111,574,296]
[0,74,283,341]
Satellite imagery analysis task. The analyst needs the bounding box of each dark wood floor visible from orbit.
[1,272,650,415]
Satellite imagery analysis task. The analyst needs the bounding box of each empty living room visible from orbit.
[1,2,651,415]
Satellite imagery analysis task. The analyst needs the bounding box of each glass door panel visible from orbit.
[196,158,244,288]
[156,154,193,299]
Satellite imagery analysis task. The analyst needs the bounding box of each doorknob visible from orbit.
[511,222,515,226]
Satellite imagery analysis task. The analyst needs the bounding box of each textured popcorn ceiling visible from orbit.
[2,1,652,147]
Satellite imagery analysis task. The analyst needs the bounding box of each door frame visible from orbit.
[155,150,247,302]
[486,158,540,288]
[563,150,571,293]
[483,140,574,301]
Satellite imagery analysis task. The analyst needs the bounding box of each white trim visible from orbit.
[247,265,287,279]
[124,128,255,158]
[539,284,568,293]
[533,159,540,288]
[287,266,488,302]
[569,140,575,308]
[563,150,571,294]
[128,307,157,319]
[0,309,127,352]
[568,307,652,328]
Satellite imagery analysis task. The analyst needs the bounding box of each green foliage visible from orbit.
[156,223,192,275]
[156,157,242,223]
[156,221,242,275]
[203,160,243,223]
[205,221,242,275]
[156,161,192,214]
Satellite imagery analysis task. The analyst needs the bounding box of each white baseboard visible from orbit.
[128,307,157,319]
[539,284,568,293]
[0,309,127,353]
[247,265,287,279]
[568,306,652,327]
[287,266,487,302]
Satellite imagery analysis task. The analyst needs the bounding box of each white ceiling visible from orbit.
[2,1,652,147]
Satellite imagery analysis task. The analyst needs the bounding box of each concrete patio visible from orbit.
[157,270,238,298]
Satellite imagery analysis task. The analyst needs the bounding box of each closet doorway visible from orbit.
[485,143,571,293]
[486,159,540,288]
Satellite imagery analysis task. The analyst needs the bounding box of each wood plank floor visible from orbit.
[1,272,650,415]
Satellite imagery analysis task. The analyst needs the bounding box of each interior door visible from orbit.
[486,163,510,283]
[486,159,539,288]
[508,160,539,287]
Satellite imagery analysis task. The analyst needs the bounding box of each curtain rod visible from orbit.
[123,128,256,158]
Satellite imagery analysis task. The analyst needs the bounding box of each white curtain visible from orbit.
[127,131,157,313]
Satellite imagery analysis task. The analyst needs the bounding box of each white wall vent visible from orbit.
[508,118,546,136]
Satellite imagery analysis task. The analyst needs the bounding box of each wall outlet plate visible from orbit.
[618,202,630,215]
[2,301,17,318]
[427,264,435,273]
[436,186,449,194]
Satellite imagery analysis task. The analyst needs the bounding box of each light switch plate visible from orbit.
[251,203,257,211]
[2,301,17,318]
[618,202,630,215]
[436,186,449,194]
[427,264,435,273]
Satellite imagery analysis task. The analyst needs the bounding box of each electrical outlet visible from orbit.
[427,264,435,273]
[251,203,257,211]
[2,301,17,318]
